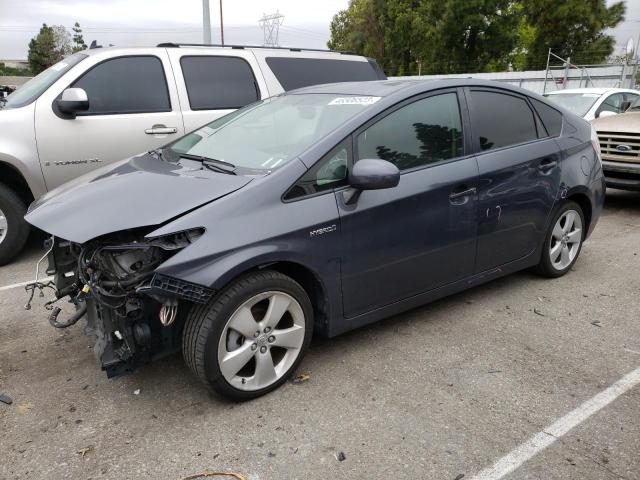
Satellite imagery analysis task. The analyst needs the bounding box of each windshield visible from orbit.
[543,92,601,117]
[4,53,87,109]
[169,94,380,171]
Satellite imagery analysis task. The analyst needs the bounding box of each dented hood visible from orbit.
[26,153,252,243]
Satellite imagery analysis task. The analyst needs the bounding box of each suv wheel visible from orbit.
[0,184,30,266]
[536,201,585,278]
[183,270,313,401]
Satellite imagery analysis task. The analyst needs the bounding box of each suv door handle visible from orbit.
[145,125,177,135]
[538,159,558,172]
[449,186,477,200]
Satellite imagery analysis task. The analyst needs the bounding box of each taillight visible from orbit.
[590,125,602,162]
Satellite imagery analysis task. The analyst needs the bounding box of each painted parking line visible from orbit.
[0,277,53,292]
[469,366,640,480]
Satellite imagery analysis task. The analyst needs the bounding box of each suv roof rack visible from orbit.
[156,42,356,55]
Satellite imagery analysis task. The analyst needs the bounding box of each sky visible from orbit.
[0,0,638,61]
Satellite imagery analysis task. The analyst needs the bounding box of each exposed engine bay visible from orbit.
[27,228,212,377]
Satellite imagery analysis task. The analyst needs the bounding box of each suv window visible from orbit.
[470,90,538,150]
[284,142,350,200]
[265,57,382,91]
[181,56,259,110]
[598,93,624,116]
[72,56,170,115]
[357,93,463,170]
[530,98,563,137]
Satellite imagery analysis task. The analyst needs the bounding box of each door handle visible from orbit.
[538,159,557,172]
[145,125,177,135]
[449,186,477,200]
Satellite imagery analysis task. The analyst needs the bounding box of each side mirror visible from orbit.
[344,159,400,204]
[56,88,89,118]
[597,110,617,119]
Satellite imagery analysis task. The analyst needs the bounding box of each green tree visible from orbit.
[27,24,58,74]
[327,0,626,75]
[72,22,86,52]
[522,0,625,68]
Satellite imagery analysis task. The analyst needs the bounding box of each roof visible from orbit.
[545,87,640,95]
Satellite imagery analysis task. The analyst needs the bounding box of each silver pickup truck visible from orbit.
[0,43,385,264]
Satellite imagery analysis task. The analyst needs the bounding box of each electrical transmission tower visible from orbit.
[259,11,284,47]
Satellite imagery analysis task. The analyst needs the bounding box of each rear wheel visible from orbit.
[182,270,313,401]
[0,183,30,266]
[535,201,585,278]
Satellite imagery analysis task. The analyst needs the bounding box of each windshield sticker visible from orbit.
[329,96,381,106]
[51,62,68,72]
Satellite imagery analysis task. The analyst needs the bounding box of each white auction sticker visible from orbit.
[328,96,381,106]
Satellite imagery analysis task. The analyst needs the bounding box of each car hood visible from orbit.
[591,111,640,131]
[26,153,252,243]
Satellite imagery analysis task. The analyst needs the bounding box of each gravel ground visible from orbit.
[1,189,639,480]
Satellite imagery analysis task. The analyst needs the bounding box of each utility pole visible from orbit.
[202,0,211,44]
[219,0,224,45]
[259,12,285,47]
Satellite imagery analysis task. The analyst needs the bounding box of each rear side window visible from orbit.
[72,56,170,114]
[181,56,259,110]
[266,57,381,91]
[530,98,563,137]
[180,56,260,110]
[470,90,538,151]
[357,92,464,171]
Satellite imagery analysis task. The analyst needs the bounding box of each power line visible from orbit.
[258,12,284,47]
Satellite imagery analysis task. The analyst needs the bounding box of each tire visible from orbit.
[0,183,30,266]
[183,270,313,401]
[535,200,585,278]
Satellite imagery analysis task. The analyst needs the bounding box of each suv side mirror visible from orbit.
[56,88,89,118]
[597,110,617,119]
[344,159,400,204]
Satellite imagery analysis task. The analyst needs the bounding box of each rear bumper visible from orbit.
[602,160,640,191]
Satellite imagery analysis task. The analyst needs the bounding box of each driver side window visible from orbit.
[284,141,350,200]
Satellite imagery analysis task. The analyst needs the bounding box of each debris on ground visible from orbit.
[16,403,32,414]
[454,474,465,480]
[591,320,602,328]
[290,373,311,384]
[0,393,12,405]
[335,451,347,462]
[133,389,141,395]
[487,370,502,374]
[533,308,545,317]
[179,471,246,480]
[77,446,92,458]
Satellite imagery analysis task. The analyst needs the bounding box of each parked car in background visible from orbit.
[592,95,640,191]
[0,43,385,265]
[26,79,605,400]
[544,87,640,121]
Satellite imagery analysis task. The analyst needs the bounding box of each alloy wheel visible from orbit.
[0,207,7,245]
[549,209,582,271]
[217,291,306,391]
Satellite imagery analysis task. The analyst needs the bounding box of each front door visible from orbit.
[35,51,184,189]
[466,88,562,272]
[337,91,479,318]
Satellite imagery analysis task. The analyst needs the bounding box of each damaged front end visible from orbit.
[29,228,212,377]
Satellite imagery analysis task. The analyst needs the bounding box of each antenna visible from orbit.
[259,11,284,47]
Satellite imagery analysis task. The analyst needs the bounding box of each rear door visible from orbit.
[467,88,562,272]
[167,49,268,133]
[35,50,184,189]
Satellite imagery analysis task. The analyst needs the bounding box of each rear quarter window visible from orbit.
[530,98,563,137]
[265,57,382,91]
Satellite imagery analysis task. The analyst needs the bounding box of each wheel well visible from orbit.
[260,261,330,334]
[0,162,34,206]
[567,193,592,232]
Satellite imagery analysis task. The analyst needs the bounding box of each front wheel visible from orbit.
[535,201,585,278]
[183,270,313,401]
[0,183,30,266]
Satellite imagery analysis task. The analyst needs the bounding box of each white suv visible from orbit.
[0,43,385,264]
